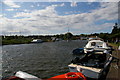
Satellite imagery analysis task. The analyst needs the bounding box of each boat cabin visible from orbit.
[85,40,108,49]
[84,40,111,53]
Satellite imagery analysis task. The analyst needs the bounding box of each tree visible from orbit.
[111,23,120,43]
[111,23,119,34]
[64,32,73,40]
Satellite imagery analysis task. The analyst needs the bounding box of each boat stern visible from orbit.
[68,64,102,79]
[68,64,78,72]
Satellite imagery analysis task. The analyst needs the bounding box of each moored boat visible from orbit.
[84,39,112,54]
[68,51,117,79]
[31,39,43,43]
[3,71,86,80]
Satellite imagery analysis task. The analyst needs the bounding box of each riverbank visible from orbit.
[2,38,32,45]
[2,37,52,45]
[106,43,120,80]
[109,42,120,47]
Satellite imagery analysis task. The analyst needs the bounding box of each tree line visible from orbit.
[94,23,120,43]
[1,23,120,45]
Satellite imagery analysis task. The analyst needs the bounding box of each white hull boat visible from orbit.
[84,40,112,54]
[31,39,43,43]
[68,51,113,79]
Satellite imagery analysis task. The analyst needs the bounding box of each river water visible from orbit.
[2,40,87,79]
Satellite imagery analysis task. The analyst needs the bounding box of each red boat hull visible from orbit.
[47,72,86,80]
[4,72,86,80]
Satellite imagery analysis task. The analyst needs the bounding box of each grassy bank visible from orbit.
[109,42,120,47]
[2,38,32,45]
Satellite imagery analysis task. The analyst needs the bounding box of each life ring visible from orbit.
[65,72,86,80]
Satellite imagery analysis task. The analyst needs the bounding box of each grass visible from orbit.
[2,38,32,45]
[109,42,120,47]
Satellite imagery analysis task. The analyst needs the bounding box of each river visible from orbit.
[2,40,87,79]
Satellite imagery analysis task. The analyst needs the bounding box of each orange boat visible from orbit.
[47,72,86,80]
[3,71,86,80]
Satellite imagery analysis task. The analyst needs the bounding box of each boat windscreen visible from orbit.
[90,42,103,47]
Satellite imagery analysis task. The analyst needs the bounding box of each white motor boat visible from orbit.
[68,52,114,79]
[31,39,43,43]
[84,40,112,54]
[69,39,119,79]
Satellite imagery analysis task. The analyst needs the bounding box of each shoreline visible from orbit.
[106,43,120,80]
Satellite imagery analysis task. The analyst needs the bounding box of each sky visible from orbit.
[0,0,119,35]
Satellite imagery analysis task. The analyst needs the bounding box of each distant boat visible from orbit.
[31,39,43,43]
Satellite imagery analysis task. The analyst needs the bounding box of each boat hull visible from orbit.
[68,54,113,79]
[4,71,86,80]
[68,64,102,79]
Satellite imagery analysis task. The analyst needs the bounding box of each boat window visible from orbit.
[91,42,103,47]
[91,42,96,46]
[96,42,103,45]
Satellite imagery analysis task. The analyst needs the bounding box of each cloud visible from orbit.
[0,14,3,17]
[6,8,15,11]
[48,0,58,1]
[30,5,34,8]
[92,2,118,20]
[71,2,77,7]
[1,2,118,35]
[88,0,99,2]
[86,0,119,2]
[14,4,58,18]
[3,0,20,8]
[23,9,30,12]
[69,2,118,33]
[37,4,40,7]
[60,3,65,7]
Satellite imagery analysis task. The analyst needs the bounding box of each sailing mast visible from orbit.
[68,23,69,33]
[67,23,69,42]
